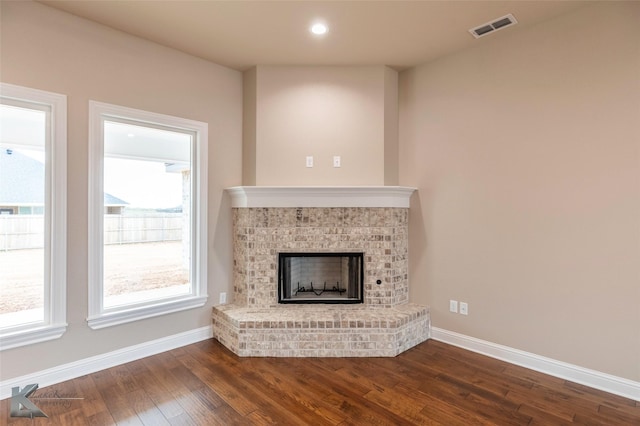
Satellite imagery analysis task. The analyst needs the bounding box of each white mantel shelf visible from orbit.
[226,186,417,208]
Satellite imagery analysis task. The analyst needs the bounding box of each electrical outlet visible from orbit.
[449,300,458,313]
[333,156,341,167]
[460,302,468,315]
[306,156,314,168]
[219,292,227,304]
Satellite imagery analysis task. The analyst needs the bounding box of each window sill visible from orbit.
[87,295,208,330]
[0,323,68,351]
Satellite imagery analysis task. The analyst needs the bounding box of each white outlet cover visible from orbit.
[449,300,458,313]
[460,302,468,315]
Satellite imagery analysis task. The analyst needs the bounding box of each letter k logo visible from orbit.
[10,384,48,418]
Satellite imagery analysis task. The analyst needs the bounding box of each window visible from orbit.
[88,101,208,329]
[0,83,67,350]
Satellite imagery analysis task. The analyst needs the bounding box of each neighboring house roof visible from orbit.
[104,193,128,206]
[0,148,44,204]
[0,148,128,206]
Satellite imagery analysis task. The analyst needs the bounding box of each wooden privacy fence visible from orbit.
[103,214,182,245]
[0,214,182,250]
[0,214,44,250]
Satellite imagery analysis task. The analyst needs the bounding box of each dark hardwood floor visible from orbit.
[1,339,638,425]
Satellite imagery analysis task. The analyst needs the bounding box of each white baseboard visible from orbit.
[431,327,639,402]
[1,325,213,400]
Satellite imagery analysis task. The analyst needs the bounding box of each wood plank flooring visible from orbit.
[1,339,638,425]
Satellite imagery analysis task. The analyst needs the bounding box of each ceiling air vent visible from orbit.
[469,14,517,39]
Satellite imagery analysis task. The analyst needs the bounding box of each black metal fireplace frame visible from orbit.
[277,252,364,304]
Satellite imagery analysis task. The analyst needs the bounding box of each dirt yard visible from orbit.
[0,241,189,315]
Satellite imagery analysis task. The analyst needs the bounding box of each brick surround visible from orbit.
[212,187,430,357]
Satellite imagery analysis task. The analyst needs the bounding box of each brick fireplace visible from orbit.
[212,186,430,357]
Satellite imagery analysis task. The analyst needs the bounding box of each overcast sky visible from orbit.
[104,157,183,209]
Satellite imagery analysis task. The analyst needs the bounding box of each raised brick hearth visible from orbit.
[212,187,430,357]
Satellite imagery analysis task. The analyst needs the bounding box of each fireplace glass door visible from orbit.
[278,252,364,304]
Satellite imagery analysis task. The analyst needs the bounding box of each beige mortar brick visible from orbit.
[352,334,370,342]
[351,342,376,350]
[369,334,392,342]
[300,341,323,350]
[325,342,348,350]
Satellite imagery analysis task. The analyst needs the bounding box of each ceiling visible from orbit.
[38,0,589,71]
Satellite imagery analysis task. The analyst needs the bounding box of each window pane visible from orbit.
[102,120,192,309]
[0,104,46,329]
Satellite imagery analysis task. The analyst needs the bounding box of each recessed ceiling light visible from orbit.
[310,23,328,35]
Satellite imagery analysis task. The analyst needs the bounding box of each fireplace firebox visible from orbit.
[278,252,364,304]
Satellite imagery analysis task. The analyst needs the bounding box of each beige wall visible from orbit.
[384,67,399,186]
[243,67,257,186]
[400,2,640,381]
[248,65,397,186]
[0,1,242,381]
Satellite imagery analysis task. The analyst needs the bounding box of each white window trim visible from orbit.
[0,83,67,350]
[87,101,208,329]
